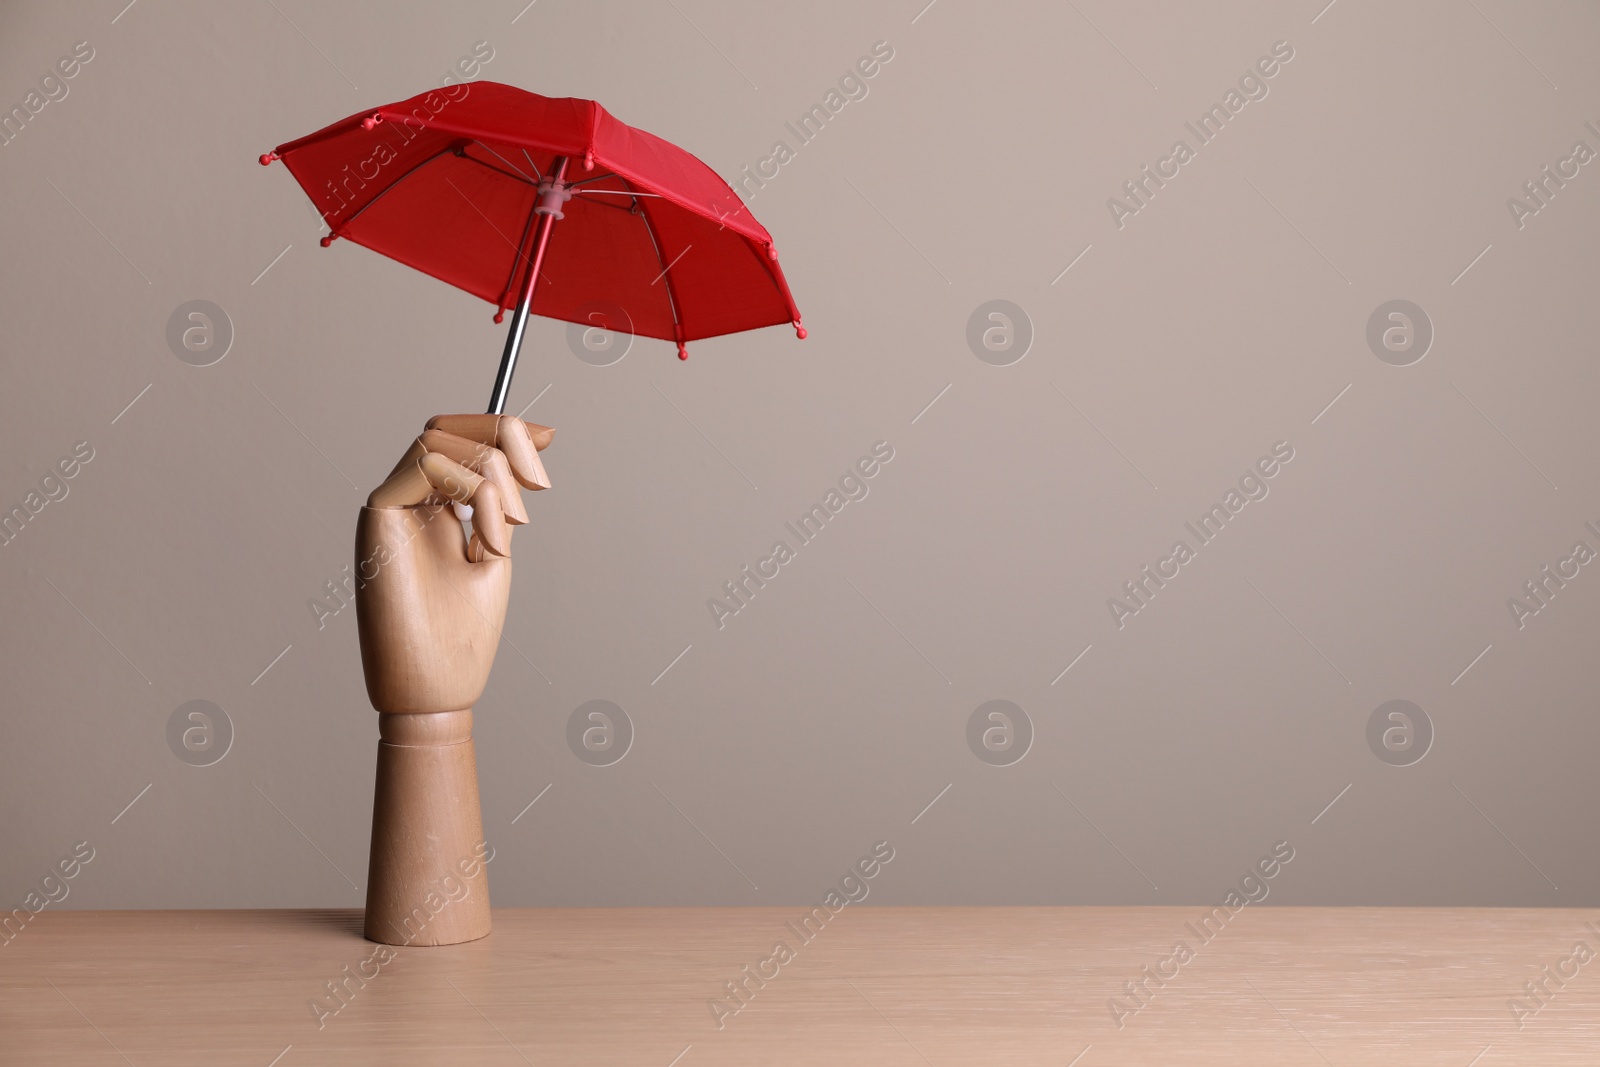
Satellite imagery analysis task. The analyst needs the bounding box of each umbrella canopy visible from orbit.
[262,82,803,386]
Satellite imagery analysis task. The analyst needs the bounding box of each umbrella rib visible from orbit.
[494,199,541,318]
[521,149,542,183]
[572,195,641,215]
[635,198,686,343]
[469,140,539,183]
[337,142,548,304]
[457,149,539,188]
[570,171,664,204]
[337,146,457,231]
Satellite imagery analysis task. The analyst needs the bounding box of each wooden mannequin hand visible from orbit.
[353,414,553,714]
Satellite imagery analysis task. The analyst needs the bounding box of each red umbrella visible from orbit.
[261,81,804,412]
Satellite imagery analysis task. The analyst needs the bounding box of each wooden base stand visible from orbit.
[363,710,491,947]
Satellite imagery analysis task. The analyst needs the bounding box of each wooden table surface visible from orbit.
[2,907,1595,1065]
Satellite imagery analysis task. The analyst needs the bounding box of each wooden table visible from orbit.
[2,908,1595,1064]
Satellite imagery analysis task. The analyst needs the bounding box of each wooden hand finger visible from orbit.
[368,451,436,508]
[427,413,554,452]
[464,479,509,557]
[417,452,485,507]
[492,416,550,490]
[369,436,452,508]
[384,437,427,481]
[521,420,555,452]
[466,525,512,563]
[420,429,529,524]
[425,414,553,489]
[419,453,508,559]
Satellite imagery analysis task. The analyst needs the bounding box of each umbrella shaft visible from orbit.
[488,155,569,415]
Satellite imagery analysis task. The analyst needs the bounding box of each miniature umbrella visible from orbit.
[261,81,804,413]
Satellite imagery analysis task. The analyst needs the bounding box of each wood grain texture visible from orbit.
[2,907,1596,1065]
[353,505,510,715]
[364,711,490,946]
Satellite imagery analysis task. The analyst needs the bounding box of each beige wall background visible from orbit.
[2,0,1597,910]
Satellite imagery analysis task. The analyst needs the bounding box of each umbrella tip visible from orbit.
[320,234,335,248]
[494,310,505,324]
[795,324,807,340]
[361,113,383,130]
[259,152,278,166]
[677,341,688,360]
